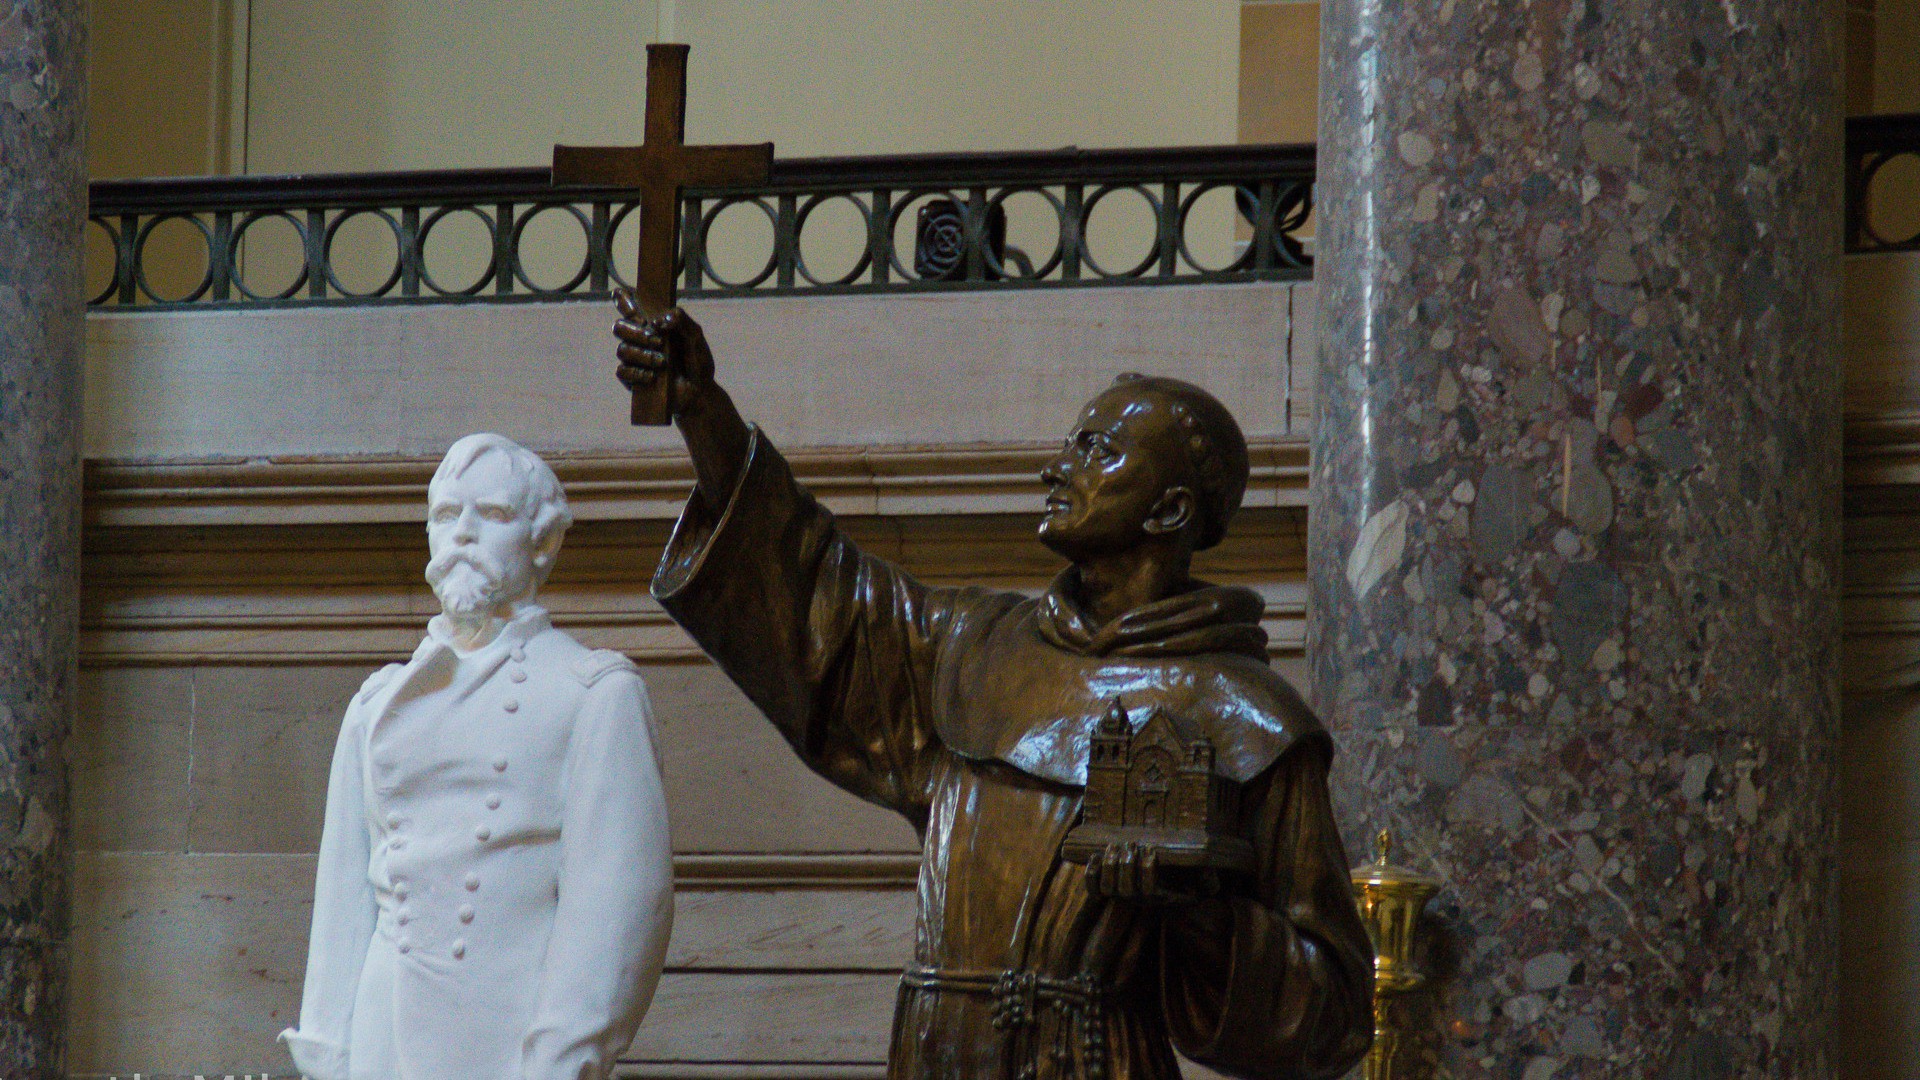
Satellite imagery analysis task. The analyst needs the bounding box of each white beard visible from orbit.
[427,552,511,618]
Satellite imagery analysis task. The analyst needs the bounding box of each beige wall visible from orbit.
[1237,0,1318,146]
[237,0,1236,174]
[81,284,1301,462]
[87,0,235,179]
[243,0,658,174]
[1877,0,1920,113]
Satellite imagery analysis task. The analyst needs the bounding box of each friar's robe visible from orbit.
[654,429,1373,1080]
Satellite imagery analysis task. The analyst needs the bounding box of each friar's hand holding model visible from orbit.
[616,295,1373,1080]
[281,434,673,1080]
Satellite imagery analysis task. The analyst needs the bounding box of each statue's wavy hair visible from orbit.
[429,433,574,578]
[1110,373,1249,551]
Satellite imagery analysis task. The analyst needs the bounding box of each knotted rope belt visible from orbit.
[901,964,1112,1080]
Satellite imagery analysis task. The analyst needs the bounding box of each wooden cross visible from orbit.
[552,43,773,424]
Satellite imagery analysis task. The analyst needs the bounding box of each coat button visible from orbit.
[475,825,492,842]
[503,699,520,713]
[389,837,406,851]
[464,873,480,891]
[493,756,508,772]
[451,940,466,960]
[486,794,501,810]
[395,884,411,901]
[458,904,475,923]
[397,911,410,926]
[397,939,411,955]
[510,646,526,662]
[386,812,402,829]
[510,669,527,683]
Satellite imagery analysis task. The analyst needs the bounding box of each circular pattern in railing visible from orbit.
[793,193,874,287]
[85,172,1318,308]
[1078,184,1164,280]
[323,209,405,299]
[511,203,595,296]
[133,213,215,304]
[85,217,122,305]
[913,198,969,281]
[984,187,1064,281]
[417,206,499,296]
[230,211,310,301]
[1859,149,1920,253]
[876,188,968,283]
[695,196,782,289]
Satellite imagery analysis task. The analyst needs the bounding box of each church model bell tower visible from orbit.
[1062,700,1256,874]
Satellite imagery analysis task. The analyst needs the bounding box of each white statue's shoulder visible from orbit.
[570,648,641,688]
[355,662,406,702]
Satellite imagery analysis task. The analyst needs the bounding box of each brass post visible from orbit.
[1350,830,1440,1080]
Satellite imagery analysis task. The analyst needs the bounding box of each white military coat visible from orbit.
[281,605,672,1080]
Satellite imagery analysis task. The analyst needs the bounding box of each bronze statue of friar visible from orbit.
[613,295,1374,1080]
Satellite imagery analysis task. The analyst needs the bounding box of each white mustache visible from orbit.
[426,549,502,588]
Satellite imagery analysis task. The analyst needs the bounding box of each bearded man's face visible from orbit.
[425,451,540,618]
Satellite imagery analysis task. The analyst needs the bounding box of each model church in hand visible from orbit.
[1063,700,1256,873]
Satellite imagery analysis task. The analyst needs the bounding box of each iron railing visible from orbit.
[86,144,1315,309]
[84,113,1920,310]
[1847,112,1920,255]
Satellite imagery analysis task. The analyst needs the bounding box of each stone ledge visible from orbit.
[1846,415,1920,513]
[83,437,1310,528]
[76,597,1309,667]
[670,853,919,889]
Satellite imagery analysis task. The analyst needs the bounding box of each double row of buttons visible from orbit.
[389,644,526,960]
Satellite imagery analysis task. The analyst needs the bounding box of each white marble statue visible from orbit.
[281,433,673,1080]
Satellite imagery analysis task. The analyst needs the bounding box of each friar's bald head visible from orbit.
[1038,375,1250,561]
[1103,373,1250,549]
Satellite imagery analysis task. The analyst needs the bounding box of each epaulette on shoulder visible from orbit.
[570,649,640,687]
[356,663,405,701]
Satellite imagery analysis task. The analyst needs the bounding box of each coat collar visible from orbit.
[1034,569,1270,661]
[421,603,552,659]
[367,605,553,739]
[929,586,1318,788]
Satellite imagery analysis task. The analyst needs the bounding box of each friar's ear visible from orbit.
[1143,486,1196,536]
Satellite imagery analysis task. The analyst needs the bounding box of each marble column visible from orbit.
[0,1,84,1076]
[1310,1,1842,1077]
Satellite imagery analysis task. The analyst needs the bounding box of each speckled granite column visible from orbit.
[1310,1,1842,1077]
[0,2,83,1076]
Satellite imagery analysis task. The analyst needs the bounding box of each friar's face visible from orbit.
[425,451,541,617]
[1038,386,1196,562]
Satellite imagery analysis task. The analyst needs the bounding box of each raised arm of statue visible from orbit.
[612,289,749,509]
[630,304,986,829]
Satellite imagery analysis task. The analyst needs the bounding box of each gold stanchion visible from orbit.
[1350,831,1440,1080]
